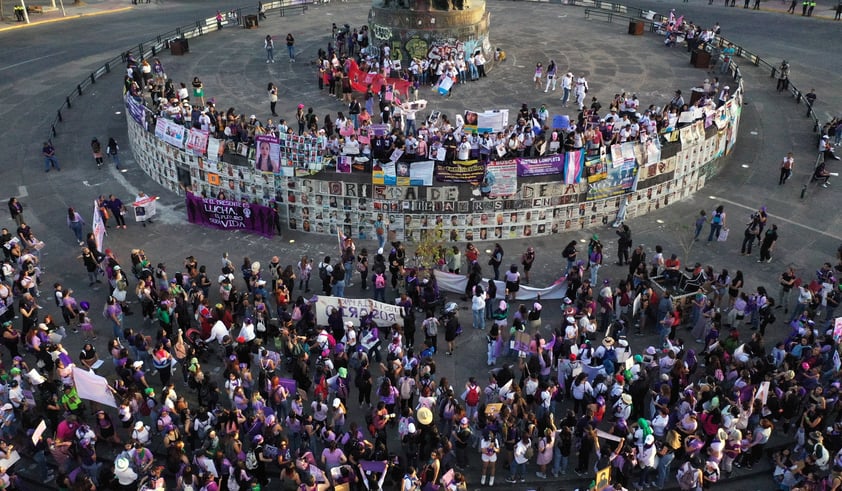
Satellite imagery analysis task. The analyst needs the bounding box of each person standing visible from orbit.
[108,194,127,229]
[693,210,707,240]
[7,198,23,227]
[264,35,274,63]
[776,61,790,93]
[615,224,632,265]
[805,88,817,117]
[67,208,86,246]
[544,60,557,93]
[778,265,796,314]
[521,247,535,284]
[268,83,278,117]
[740,215,760,256]
[489,243,504,281]
[258,1,266,19]
[779,152,794,184]
[286,33,295,62]
[533,62,543,90]
[472,286,486,330]
[707,205,726,242]
[191,77,205,106]
[42,141,60,172]
[560,72,573,107]
[758,224,778,263]
[91,138,104,169]
[562,241,577,274]
[106,138,123,171]
[574,74,589,110]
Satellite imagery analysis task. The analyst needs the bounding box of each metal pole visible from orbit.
[19,0,30,23]
[58,0,65,16]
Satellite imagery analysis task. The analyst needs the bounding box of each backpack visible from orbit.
[319,264,329,282]
[678,465,700,490]
[375,273,386,289]
[711,212,722,225]
[245,449,258,470]
[400,377,414,400]
[466,385,480,407]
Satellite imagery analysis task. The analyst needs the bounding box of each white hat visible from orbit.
[0,403,11,411]
[345,321,354,328]
[134,421,145,431]
[333,398,341,409]
[645,346,657,355]
[565,316,575,324]
[621,393,632,405]
[408,423,417,434]
[115,458,130,471]
[645,434,654,445]
[133,361,144,369]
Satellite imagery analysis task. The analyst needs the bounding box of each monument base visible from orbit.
[368,2,491,67]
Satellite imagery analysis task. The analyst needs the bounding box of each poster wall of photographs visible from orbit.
[125,83,742,241]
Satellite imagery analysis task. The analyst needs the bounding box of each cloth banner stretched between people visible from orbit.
[314,296,405,327]
[432,270,568,300]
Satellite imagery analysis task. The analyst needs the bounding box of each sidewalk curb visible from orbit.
[0,5,132,32]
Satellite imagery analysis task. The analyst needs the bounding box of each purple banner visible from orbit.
[125,95,147,127]
[516,154,565,177]
[185,193,276,238]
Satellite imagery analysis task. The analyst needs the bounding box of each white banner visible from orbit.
[92,198,106,253]
[315,296,405,327]
[72,367,118,408]
[432,270,568,300]
[132,196,158,222]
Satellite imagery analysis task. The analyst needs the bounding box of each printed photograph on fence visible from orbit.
[486,159,517,197]
[186,128,209,156]
[254,135,281,173]
[337,156,352,174]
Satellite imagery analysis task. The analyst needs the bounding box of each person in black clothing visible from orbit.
[388,242,406,290]
[757,224,778,263]
[356,359,373,407]
[616,224,632,266]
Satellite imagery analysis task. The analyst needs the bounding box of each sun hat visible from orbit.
[417,407,433,425]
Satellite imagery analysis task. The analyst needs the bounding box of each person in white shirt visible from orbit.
[574,75,589,110]
[342,135,360,155]
[206,319,229,344]
[506,434,532,483]
[636,434,657,488]
[474,52,486,78]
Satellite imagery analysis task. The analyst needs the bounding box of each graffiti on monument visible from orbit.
[372,24,394,41]
[404,35,485,62]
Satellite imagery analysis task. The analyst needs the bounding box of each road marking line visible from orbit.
[17,186,28,198]
[0,52,64,72]
[709,195,842,241]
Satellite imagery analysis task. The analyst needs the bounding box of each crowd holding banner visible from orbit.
[185,193,277,237]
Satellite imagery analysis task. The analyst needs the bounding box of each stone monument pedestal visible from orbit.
[368,0,491,66]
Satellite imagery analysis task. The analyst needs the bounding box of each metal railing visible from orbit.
[575,0,819,132]
[45,0,313,143]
